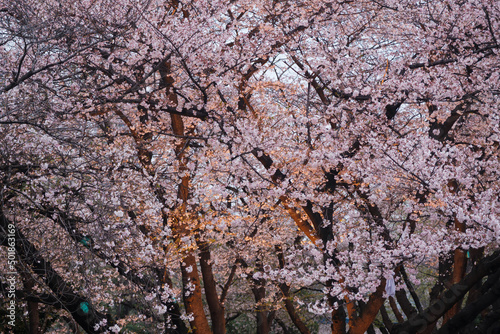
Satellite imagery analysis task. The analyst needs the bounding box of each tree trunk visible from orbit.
[391,251,500,334]
[348,279,386,334]
[252,260,271,334]
[330,297,347,334]
[181,253,212,334]
[389,297,404,323]
[275,246,311,334]
[25,277,40,334]
[0,211,111,333]
[437,268,500,334]
[199,241,226,334]
[443,219,467,323]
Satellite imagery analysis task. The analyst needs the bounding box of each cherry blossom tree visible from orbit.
[1,0,499,333]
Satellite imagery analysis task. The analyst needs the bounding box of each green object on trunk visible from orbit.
[80,236,91,247]
[80,301,90,314]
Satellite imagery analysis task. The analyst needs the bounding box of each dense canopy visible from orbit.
[1,0,499,333]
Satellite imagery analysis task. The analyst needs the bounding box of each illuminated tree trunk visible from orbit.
[170,129,212,334]
[159,59,212,333]
[180,252,212,334]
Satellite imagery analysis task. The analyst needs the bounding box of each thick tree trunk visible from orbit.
[436,268,500,334]
[199,242,226,334]
[181,253,212,334]
[329,294,347,334]
[0,211,111,333]
[391,251,500,334]
[254,293,271,333]
[23,275,40,334]
[443,219,467,323]
[164,73,212,334]
[281,290,311,334]
[465,248,484,307]
[424,225,455,334]
[395,290,417,319]
[348,279,386,334]
[17,267,41,334]
[171,173,212,334]
[27,299,40,334]
[380,305,393,331]
[254,299,271,334]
